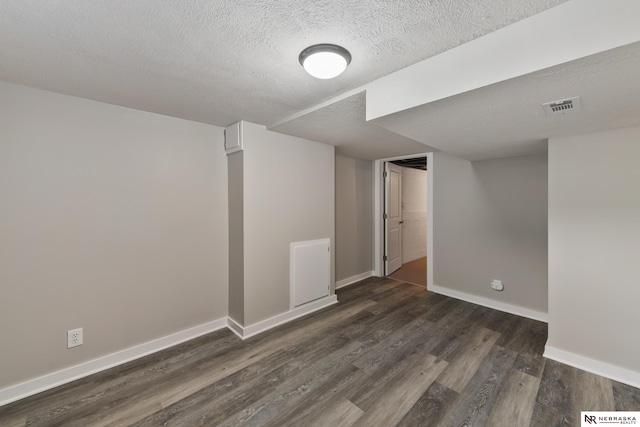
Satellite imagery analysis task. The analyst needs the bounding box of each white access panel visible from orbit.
[290,238,330,308]
[224,120,244,155]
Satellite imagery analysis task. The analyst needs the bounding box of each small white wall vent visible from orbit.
[542,96,581,117]
[224,120,244,155]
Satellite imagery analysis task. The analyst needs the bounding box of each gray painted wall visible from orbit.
[242,122,335,325]
[227,151,244,325]
[0,81,228,389]
[432,151,548,314]
[335,155,374,282]
[548,125,640,374]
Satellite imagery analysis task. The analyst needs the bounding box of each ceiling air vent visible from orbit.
[542,96,581,117]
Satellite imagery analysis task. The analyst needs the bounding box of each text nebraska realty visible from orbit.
[586,415,637,424]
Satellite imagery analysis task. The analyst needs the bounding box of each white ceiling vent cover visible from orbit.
[542,96,581,117]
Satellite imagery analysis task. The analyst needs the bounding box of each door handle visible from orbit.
[399,221,404,224]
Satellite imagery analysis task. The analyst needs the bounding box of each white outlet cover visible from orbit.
[67,328,83,348]
[490,280,504,291]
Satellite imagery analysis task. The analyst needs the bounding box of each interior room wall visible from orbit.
[547,125,640,381]
[0,81,228,390]
[227,151,244,325]
[241,122,335,326]
[401,166,427,263]
[335,155,374,282]
[432,151,548,317]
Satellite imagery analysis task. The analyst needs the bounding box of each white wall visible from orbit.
[241,122,335,326]
[335,155,374,282]
[432,151,548,318]
[401,166,427,263]
[547,125,640,384]
[0,82,228,389]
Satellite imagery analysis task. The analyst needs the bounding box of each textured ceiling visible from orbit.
[272,92,436,160]
[373,41,640,161]
[0,0,565,130]
[9,0,634,163]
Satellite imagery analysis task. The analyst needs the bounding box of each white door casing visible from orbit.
[385,162,403,275]
[373,152,432,288]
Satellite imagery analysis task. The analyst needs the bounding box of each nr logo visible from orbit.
[585,414,597,424]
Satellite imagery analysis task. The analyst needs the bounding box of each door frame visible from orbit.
[374,152,434,289]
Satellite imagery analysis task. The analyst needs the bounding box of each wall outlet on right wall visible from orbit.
[490,280,504,291]
[67,328,83,348]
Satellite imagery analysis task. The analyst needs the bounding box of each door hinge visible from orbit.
[383,213,388,220]
[383,171,387,178]
[383,255,388,261]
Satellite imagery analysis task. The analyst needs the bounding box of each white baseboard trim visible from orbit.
[402,253,426,265]
[226,317,245,340]
[336,271,375,289]
[230,295,339,340]
[0,318,228,407]
[544,345,640,389]
[429,284,548,323]
[0,295,343,407]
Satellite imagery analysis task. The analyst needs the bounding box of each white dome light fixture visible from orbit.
[299,44,351,79]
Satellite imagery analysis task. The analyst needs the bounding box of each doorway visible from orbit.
[374,152,433,288]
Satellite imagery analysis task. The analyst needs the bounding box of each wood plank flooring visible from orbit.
[1,277,638,426]
[387,257,427,287]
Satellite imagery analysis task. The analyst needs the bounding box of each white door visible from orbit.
[385,162,403,275]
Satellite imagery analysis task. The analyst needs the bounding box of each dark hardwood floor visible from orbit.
[1,278,638,426]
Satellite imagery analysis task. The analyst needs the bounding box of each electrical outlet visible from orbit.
[67,328,83,348]
[490,280,504,291]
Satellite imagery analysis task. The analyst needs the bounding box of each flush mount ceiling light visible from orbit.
[299,44,351,79]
